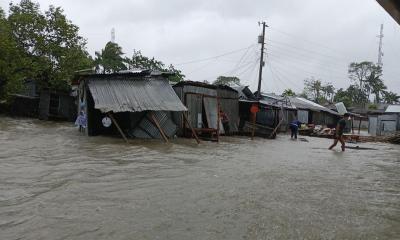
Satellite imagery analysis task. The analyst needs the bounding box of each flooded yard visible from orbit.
[0,116,399,239]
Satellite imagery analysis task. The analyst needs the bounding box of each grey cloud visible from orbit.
[0,0,399,94]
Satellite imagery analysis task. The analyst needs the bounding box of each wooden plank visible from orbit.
[183,112,200,144]
[107,112,129,144]
[150,112,169,143]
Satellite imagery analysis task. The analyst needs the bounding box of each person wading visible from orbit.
[329,113,350,151]
[289,118,302,140]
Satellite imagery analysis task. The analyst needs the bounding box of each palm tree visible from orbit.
[382,91,399,104]
[282,88,296,97]
[367,71,386,103]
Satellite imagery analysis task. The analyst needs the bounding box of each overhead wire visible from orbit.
[174,44,256,66]
[267,53,346,79]
[267,39,349,62]
[269,46,347,72]
[268,26,349,56]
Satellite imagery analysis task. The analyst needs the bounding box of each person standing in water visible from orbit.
[329,113,349,151]
[289,118,302,139]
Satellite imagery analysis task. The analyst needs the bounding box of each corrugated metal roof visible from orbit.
[232,86,257,100]
[290,97,339,115]
[87,77,187,113]
[385,105,400,113]
[260,93,296,109]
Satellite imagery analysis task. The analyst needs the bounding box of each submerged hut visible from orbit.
[368,105,400,136]
[74,70,189,142]
[258,93,297,132]
[173,81,239,140]
[9,79,39,118]
[289,97,340,127]
[38,89,76,121]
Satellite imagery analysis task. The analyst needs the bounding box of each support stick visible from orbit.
[108,112,128,144]
[150,112,169,143]
[251,112,256,140]
[182,112,200,144]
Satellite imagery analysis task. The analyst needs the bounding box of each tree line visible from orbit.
[0,0,184,102]
[282,61,399,108]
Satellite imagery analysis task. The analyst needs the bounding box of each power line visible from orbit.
[267,52,347,77]
[198,57,258,82]
[267,48,348,73]
[267,55,346,81]
[268,26,348,56]
[267,39,349,62]
[174,44,256,66]
[268,61,304,91]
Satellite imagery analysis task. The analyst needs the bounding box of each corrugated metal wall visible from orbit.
[217,88,239,133]
[38,91,50,120]
[131,111,178,139]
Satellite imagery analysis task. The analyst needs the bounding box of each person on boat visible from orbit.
[329,113,350,151]
[289,118,302,139]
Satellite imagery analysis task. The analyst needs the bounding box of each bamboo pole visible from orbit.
[217,99,220,142]
[150,112,169,143]
[107,112,129,144]
[182,112,200,144]
[251,112,256,140]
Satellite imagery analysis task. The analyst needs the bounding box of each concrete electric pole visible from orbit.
[257,21,268,99]
[377,24,384,68]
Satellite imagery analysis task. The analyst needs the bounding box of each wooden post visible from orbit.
[217,99,220,142]
[251,112,256,140]
[182,112,200,144]
[150,112,169,143]
[107,112,129,144]
[358,118,362,134]
[351,118,355,134]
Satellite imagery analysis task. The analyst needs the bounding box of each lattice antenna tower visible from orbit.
[377,24,384,68]
[111,28,115,43]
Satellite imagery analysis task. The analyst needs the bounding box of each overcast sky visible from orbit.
[1,0,399,94]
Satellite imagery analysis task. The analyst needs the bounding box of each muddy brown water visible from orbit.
[0,116,399,240]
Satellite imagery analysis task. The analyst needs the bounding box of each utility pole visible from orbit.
[257,21,268,99]
[377,24,384,68]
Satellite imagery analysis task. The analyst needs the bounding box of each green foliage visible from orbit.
[368,104,378,110]
[303,77,323,103]
[382,91,399,104]
[213,76,240,86]
[125,50,184,82]
[95,42,126,73]
[0,0,92,101]
[333,88,352,108]
[282,89,296,97]
[321,83,335,103]
[348,61,384,104]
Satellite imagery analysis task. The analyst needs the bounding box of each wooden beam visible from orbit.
[182,112,200,144]
[150,112,169,143]
[107,112,129,144]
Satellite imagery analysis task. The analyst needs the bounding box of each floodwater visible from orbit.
[0,116,399,240]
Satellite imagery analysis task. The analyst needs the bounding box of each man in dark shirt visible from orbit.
[289,119,302,139]
[329,113,350,151]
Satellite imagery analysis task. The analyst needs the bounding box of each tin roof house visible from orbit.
[289,97,340,127]
[173,81,239,141]
[368,104,400,136]
[75,70,195,143]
